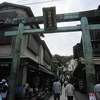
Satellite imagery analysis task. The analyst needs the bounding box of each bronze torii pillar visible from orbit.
[81,17,95,93]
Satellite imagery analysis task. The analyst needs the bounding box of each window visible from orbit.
[27,35,39,55]
[0,29,12,45]
[44,49,52,64]
[0,11,17,45]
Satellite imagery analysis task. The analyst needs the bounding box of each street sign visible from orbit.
[43,7,57,31]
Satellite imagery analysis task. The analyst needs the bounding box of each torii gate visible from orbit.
[1,7,100,100]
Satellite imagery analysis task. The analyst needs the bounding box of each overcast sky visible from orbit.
[0,0,100,56]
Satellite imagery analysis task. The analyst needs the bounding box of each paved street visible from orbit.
[47,86,76,100]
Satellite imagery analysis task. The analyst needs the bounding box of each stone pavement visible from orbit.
[45,86,76,100]
[44,86,89,100]
[75,91,89,100]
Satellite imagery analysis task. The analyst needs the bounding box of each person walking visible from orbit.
[64,80,68,88]
[52,78,61,100]
[1,79,8,100]
[0,82,2,100]
[15,84,24,100]
[94,79,100,100]
[65,80,75,100]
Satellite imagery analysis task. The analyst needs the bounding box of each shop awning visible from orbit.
[23,58,57,76]
[73,63,85,76]
[38,65,57,76]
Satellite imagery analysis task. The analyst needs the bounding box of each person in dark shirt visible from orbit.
[52,78,61,100]
[15,84,24,100]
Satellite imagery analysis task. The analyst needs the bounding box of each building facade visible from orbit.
[73,6,100,93]
[0,2,54,88]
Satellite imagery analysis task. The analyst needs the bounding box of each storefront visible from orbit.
[73,63,87,93]
[0,58,12,81]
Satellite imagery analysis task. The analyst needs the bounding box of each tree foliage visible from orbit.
[52,54,73,66]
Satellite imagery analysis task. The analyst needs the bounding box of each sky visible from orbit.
[0,0,100,56]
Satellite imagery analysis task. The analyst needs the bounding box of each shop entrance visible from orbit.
[3,7,100,100]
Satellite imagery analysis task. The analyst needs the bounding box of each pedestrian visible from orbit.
[64,80,68,88]
[15,84,24,100]
[60,79,63,88]
[52,78,61,100]
[65,80,75,100]
[28,86,33,100]
[94,79,100,100]
[0,82,2,100]
[1,79,8,100]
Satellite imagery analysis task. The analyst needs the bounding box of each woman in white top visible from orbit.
[65,80,75,100]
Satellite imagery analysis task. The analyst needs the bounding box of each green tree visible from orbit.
[52,54,73,66]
